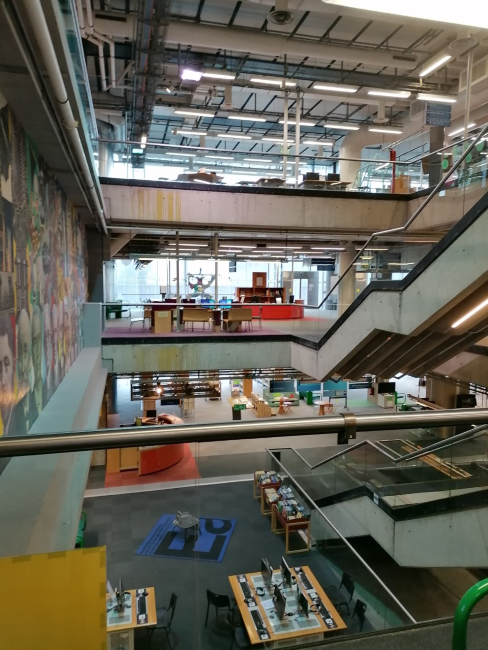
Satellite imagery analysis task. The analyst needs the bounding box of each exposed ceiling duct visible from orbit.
[165,22,417,70]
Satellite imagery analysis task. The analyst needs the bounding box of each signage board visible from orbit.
[311,258,335,266]
[424,103,452,127]
[233,403,246,411]
[317,264,335,271]
[348,381,372,390]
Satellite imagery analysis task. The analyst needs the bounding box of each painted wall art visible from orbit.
[0,101,86,436]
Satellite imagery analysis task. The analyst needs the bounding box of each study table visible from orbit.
[107,587,157,650]
[229,565,346,647]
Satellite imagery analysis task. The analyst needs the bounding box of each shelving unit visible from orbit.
[235,286,284,303]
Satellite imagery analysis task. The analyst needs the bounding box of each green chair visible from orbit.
[306,391,314,406]
[75,512,86,548]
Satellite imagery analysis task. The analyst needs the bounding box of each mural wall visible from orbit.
[0,102,86,436]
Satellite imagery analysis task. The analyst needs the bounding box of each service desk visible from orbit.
[107,587,157,650]
[229,566,346,647]
[249,304,304,320]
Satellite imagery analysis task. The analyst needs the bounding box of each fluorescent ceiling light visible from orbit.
[310,247,345,251]
[250,76,296,87]
[165,152,197,157]
[217,133,253,139]
[368,127,403,134]
[243,158,273,163]
[220,248,242,252]
[205,155,234,160]
[313,82,358,93]
[449,124,476,137]
[167,243,208,247]
[322,2,487,30]
[202,69,236,80]
[416,93,457,104]
[368,90,411,98]
[228,114,267,122]
[262,137,295,143]
[452,298,488,328]
[301,140,334,146]
[141,134,147,144]
[279,118,318,126]
[174,109,215,118]
[181,68,203,82]
[323,123,360,131]
[176,129,208,136]
[356,247,389,251]
[419,55,452,78]
[388,262,415,266]
[221,244,255,249]
[132,148,144,154]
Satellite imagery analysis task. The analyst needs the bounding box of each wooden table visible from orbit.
[316,401,335,416]
[229,566,346,646]
[272,504,311,554]
[107,587,157,650]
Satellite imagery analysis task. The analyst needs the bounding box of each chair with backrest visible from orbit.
[205,590,233,628]
[223,308,253,332]
[326,572,355,616]
[352,599,367,632]
[147,592,178,649]
[225,610,251,650]
[182,308,210,330]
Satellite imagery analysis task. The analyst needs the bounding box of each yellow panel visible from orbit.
[0,547,107,650]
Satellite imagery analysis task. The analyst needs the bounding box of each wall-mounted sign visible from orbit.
[311,258,335,266]
[348,381,372,390]
[317,264,335,271]
[424,103,452,127]
[233,403,246,411]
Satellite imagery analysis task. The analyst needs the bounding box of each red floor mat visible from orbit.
[104,443,201,487]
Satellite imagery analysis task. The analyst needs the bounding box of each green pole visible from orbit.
[452,579,488,650]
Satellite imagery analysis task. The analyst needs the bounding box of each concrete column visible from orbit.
[98,141,113,177]
[214,233,219,303]
[86,227,110,302]
[283,91,288,181]
[426,376,462,409]
[338,244,356,316]
[104,260,115,302]
[176,231,180,302]
[295,89,301,188]
[429,126,445,187]
[339,129,395,185]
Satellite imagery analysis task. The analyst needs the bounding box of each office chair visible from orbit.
[326,572,355,616]
[205,590,234,628]
[225,611,251,650]
[147,592,178,649]
[352,599,367,632]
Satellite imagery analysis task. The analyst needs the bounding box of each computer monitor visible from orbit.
[281,556,292,589]
[261,557,273,590]
[298,589,309,618]
[275,587,287,620]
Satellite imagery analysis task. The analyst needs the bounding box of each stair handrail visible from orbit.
[310,439,398,470]
[393,423,488,464]
[452,579,488,650]
[317,122,488,311]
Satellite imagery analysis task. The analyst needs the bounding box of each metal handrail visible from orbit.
[393,423,488,463]
[1,408,487,457]
[317,122,488,310]
[452,579,488,650]
[266,448,417,625]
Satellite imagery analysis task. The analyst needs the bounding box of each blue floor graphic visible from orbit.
[136,514,237,563]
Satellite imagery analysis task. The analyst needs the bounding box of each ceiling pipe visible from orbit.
[87,35,108,92]
[85,0,94,34]
[93,30,116,88]
[20,0,107,234]
[166,21,416,70]
[75,0,85,36]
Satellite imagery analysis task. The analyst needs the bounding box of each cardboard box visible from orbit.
[152,309,173,333]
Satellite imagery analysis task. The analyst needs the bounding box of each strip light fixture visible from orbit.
[452,298,488,328]
[278,118,318,126]
[419,55,452,78]
[243,158,273,163]
[262,137,295,143]
[205,155,234,160]
[165,152,197,157]
[313,82,358,93]
[181,68,203,81]
[368,90,411,98]
[417,93,457,104]
[167,243,208,247]
[228,114,267,122]
[301,140,334,146]
[324,123,360,131]
[140,134,147,149]
[174,109,215,118]
[202,69,236,80]
[176,129,208,136]
[217,133,253,139]
[449,124,476,137]
[250,76,296,87]
[368,127,403,134]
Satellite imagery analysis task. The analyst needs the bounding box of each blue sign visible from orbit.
[424,103,452,127]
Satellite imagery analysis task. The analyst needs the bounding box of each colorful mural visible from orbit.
[0,102,86,436]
